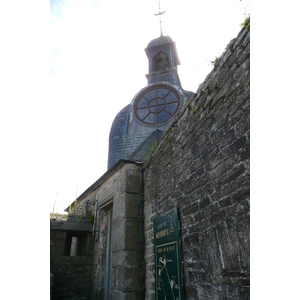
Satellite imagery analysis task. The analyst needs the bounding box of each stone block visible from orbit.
[52,246,64,256]
[51,256,93,266]
[112,217,140,251]
[52,236,66,247]
[110,290,138,300]
[219,47,233,68]
[55,228,68,236]
[242,30,250,48]
[183,232,199,248]
[233,26,248,50]
[113,193,140,220]
[50,220,92,232]
[237,43,250,66]
[217,163,245,187]
[111,250,139,269]
[181,201,199,217]
[125,167,141,194]
[111,265,140,292]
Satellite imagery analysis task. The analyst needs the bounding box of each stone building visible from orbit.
[50,18,250,300]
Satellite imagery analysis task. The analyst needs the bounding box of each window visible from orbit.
[64,231,90,256]
[134,85,180,125]
[153,51,169,71]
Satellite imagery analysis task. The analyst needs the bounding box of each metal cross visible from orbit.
[154,0,165,36]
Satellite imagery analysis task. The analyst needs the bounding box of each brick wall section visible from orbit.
[143,19,250,300]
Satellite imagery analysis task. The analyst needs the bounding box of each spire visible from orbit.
[154,0,165,37]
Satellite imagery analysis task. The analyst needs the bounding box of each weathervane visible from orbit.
[155,0,165,36]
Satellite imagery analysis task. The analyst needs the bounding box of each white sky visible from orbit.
[48,0,250,213]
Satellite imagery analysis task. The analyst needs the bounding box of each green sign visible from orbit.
[153,207,184,300]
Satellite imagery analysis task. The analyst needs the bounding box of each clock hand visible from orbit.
[164,263,176,300]
[159,264,165,275]
[170,279,174,290]
[159,257,166,265]
[159,256,175,299]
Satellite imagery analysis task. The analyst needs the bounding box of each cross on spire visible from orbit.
[154,0,165,36]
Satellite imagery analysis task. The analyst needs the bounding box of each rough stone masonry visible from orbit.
[143,19,250,300]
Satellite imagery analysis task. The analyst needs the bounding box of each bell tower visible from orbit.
[145,35,182,87]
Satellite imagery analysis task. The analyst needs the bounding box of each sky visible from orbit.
[48,0,250,214]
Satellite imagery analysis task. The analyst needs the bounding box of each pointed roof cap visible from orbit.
[146,35,173,48]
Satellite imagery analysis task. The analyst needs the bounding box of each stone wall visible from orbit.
[50,215,93,300]
[143,19,250,300]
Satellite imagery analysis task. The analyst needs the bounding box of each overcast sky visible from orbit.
[48,0,250,213]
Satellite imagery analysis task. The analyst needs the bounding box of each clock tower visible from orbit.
[108,35,194,169]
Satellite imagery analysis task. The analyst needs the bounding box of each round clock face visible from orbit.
[134,85,180,125]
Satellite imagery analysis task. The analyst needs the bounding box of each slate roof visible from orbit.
[128,129,165,162]
[147,35,173,48]
[107,104,130,170]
